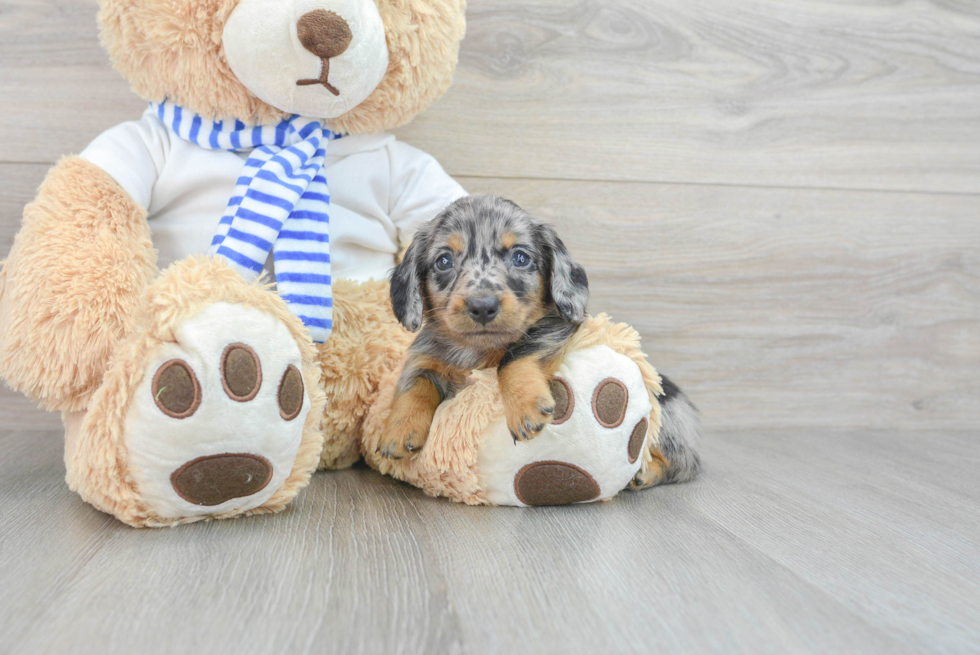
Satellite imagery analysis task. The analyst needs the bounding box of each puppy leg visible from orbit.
[630,376,702,488]
[498,357,556,442]
[379,374,443,459]
[498,316,579,442]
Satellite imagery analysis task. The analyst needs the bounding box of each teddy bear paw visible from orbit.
[477,345,654,506]
[122,302,312,519]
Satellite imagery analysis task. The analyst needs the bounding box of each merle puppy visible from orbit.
[378,194,589,460]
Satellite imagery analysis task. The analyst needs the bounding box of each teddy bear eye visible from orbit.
[435,253,454,271]
[511,250,531,268]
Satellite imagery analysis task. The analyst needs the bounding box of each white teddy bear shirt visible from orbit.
[80,107,466,282]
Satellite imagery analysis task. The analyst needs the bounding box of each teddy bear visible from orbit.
[0,0,701,527]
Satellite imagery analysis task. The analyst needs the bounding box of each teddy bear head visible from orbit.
[98,0,466,134]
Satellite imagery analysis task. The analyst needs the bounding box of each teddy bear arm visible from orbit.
[314,278,416,470]
[0,157,157,412]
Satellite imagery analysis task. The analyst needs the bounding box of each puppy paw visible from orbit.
[378,406,432,460]
[502,384,555,442]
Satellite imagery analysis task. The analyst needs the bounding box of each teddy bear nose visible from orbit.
[297,10,353,60]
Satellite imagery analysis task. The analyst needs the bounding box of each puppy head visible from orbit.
[391,195,589,349]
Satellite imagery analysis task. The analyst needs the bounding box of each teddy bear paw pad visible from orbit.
[514,461,600,505]
[478,345,653,506]
[124,302,310,518]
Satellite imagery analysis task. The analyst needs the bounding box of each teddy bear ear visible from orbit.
[97,0,291,125]
[390,232,429,332]
[328,0,468,134]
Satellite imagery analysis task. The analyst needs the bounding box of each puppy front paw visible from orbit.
[378,402,433,460]
[502,382,555,443]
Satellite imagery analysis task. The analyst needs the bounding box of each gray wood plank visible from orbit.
[404,0,980,193]
[3,167,979,431]
[2,1,979,192]
[0,432,464,655]
[0,162,46,255]
[2,428,977,654]
[408,481,914,655]
[3,1,979,653]
[699,430,980,653]
[0,387,62,430]
[456,178,980,433]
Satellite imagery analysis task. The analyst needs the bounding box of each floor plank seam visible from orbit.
[449,173,980,198]
[3,161,980,198]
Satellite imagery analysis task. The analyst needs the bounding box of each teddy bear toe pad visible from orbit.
[125,303,310,518]
[478,345,653,506]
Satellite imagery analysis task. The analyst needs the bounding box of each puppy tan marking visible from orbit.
[631,449,670,488]
[498,357,555,441]
[381,375,442,459]
[447,233,465,253]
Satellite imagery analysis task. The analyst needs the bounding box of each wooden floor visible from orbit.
[2,0,979,653]
[0,427,977,654]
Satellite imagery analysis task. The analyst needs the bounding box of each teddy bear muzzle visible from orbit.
[296,10,353,96]
[222,0,389,119]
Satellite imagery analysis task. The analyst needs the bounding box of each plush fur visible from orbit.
[0,0,472,526]
[0,157,157,412]
[331,0,466,134]
[98,0,466,133]
[1,0,699,523]
[315,278,415,470]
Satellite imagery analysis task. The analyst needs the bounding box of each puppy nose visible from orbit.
[297,10,353,60]
[467,296,501,325]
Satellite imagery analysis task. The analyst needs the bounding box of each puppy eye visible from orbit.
[511,250,531,268]
[435,253,454,271]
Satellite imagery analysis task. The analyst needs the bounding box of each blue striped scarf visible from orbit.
[152,101,338,343]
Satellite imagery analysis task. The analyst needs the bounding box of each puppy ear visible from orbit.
[539,223,589,323]
[390,232,428,332]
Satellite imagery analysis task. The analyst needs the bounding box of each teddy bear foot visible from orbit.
[477,345,654,506]
[64,257,325,527]
[361,315,700,507]
[363,341,656,507]
[121,302,311,518]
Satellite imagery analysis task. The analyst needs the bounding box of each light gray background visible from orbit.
[1,1,978,653]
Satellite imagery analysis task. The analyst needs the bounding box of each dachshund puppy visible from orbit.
[379,194,590,459]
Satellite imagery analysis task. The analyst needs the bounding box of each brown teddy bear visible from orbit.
[0,0,700,527]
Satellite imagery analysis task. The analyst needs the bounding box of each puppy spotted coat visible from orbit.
[380,195,590,459]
